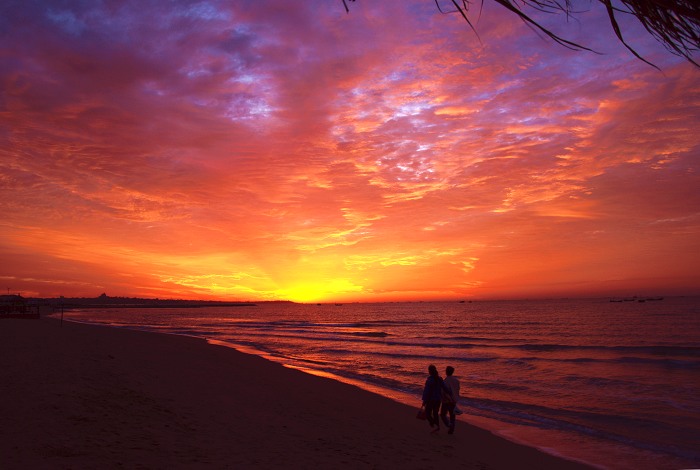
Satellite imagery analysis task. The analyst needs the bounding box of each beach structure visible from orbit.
[0,294,39,319]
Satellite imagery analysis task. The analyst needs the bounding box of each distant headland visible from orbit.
[19,293,268,309]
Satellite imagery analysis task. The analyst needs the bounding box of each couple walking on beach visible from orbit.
[421,364,460,434]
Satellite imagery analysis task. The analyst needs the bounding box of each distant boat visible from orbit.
[639,297,664,302]
[334,303,343,306]
[610,296,664,303]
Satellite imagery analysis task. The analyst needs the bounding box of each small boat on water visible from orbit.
[610,296,664,303]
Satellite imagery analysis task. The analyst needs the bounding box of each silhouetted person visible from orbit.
[441,365,460,434]
[422,364,448,433]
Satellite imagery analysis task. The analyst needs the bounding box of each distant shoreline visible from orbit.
[20,294,291,310]
[57,301,259,309]
[9,294,697,314]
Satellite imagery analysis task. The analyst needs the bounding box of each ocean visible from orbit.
[54,297,700,469]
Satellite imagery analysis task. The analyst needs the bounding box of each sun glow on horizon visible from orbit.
[273,278,365,303]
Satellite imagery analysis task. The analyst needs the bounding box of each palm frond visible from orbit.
[343,0,700,66]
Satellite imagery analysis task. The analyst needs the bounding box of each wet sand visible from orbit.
[0,317,592,468]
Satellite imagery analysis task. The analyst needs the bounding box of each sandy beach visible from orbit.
[0,317,591,469]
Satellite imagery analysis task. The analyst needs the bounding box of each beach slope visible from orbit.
[0,318,591,469]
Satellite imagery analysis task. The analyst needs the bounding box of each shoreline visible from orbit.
[1,317,592,469]
[207,337,602,470]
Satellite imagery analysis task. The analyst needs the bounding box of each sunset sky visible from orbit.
[1,1,699,302]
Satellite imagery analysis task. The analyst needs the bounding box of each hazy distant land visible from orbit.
[29,293,263,309]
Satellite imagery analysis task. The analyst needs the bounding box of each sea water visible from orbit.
[55,297,700,469]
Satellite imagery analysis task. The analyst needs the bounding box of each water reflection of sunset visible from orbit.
[1,1,698,302]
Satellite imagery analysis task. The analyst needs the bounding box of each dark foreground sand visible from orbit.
[0,317,591,469]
